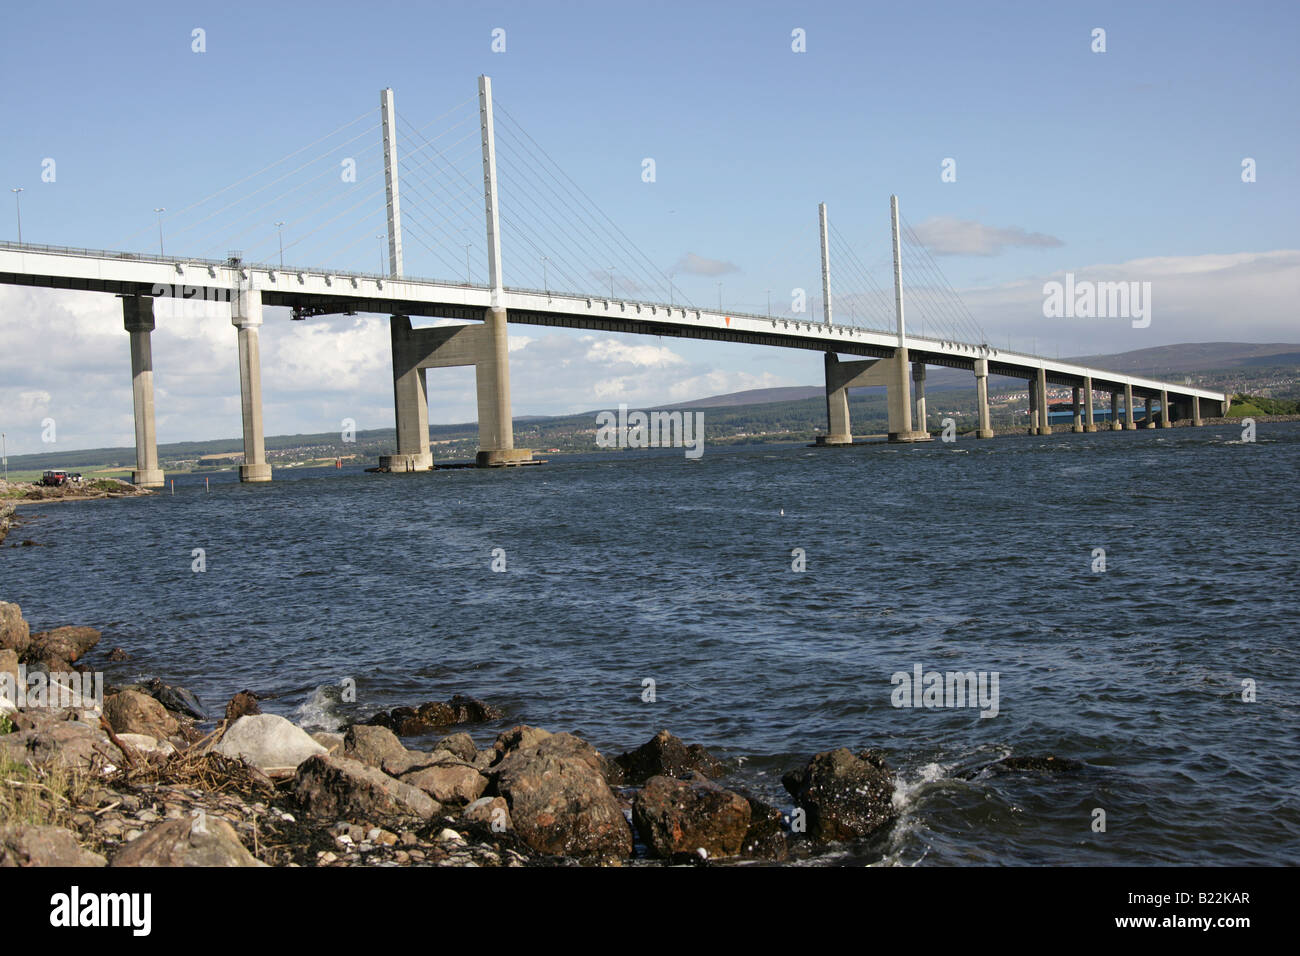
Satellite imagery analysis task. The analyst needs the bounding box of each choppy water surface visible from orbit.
[5,422,1298,865]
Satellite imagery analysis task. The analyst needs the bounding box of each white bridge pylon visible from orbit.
[0,77,1228,482]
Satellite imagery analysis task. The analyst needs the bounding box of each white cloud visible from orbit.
[672,252,740,276]
[911,217,1064,256]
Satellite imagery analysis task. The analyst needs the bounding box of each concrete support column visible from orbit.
[973,357,994,439]
[1111,391,1122,430]
[1084,377,1097,431]
[384,315,433,472]
[913,363,928,435]
[475,306,531,467]
[1191,395,1202,427]
[1071,386,1083,433]
[121,295,164,488]
[823,353,853,444]
[1027,379,1038,434]
[231,288,271,482]
[1040,369,1050,434]
[1160,389,1171,427]
[1124,383,1135,430]
[1143,395,1156,428]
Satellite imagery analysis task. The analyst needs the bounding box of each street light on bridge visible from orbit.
[10,188,22,244]
[153,208,166,256]
[275,221,286,268]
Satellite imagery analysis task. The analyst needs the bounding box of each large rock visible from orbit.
[26,626,100,665]
[342,723,408,769]
[0,603,30,656]
[0,711,124,773]
[433,732,478,762]
[103,690,179,740]
[136,677,205,720]
[782,748,897,842]
[632,774,751,860]
[214,714,327,773]
[111,816,266,867]
[403,761,488,806]
[492,733,633,859]
[224,691,261,723]
[0,824,106,867]
[491,724,552,760]
[615,729,725,784]
[366,695,504,736]
[739,794,789,860]
[293,754,440,822]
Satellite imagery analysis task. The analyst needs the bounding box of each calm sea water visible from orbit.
[5,422,1298,865]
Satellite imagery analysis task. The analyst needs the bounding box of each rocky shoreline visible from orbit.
[0,599,932,867]
[1,600,1083,867]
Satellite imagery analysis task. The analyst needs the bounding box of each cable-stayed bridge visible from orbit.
[0,77,1228,483]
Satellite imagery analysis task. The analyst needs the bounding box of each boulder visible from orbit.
[224,690,261,723]
[462,795,510,830]
[0,824,106,867]
[782,748,896,842]
[492,734,632,859]
[0,713,124,773]
[103,690,178,740]
[107,647,129,662]
[981,755,1085,775]
[614,729,725,784]
[110,816,266,867]
[366,695,504,736]
[632,774,751,860]
[136,677,205,720]
[293,754,440,821]
[342,723,408,769]
[739,794,789,860]
[491,724,552,760]
[0,603,30,656]
[381,749,437,777]
[402,761,488,806]
[433,732,478,762]
[213,714,327,773]
[26,626,100,665]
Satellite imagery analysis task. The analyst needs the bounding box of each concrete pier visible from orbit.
[973,358,994,438]
[121,295,164,488]
[1124,383,1136,430]
[1027,379,1038,435]
[1084,377,1097,432]
[383,312,531,469]
[1111,391,1123,430]
[1036,367,1052,435]
[231,288,272,482]
[1161,388,1171,427]
[1191,395,1202,426]
[1143,394,1156,428]
[913,363,928,436]
[1071,386,1083,433]
[386,314,434,472]
[475,306,531,467]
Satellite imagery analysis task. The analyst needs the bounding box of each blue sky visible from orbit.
[1,0,1297,452]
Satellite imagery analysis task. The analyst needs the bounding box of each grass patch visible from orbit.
[0,751,92,831]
